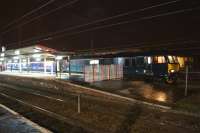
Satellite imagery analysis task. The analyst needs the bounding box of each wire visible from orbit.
[25,0,182,39]
[3,0,183,46]
[75,40,200,53]
[50,6,200,40]
[1,0,55,31]
[9,5,199,47]
[1,0,79,34]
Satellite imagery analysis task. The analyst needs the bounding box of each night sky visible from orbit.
[0,0,200,54]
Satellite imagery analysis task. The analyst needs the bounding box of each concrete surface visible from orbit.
[0,104,52,133]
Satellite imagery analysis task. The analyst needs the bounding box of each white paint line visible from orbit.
[67,82,171,110]
[0,83,65,102]
[0,103,52,133]
[0,92,98,133]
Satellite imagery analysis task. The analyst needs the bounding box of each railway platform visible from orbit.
[0,104,52,133]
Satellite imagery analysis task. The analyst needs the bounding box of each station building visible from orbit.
[0,44,195,82]
[0,45,72,77]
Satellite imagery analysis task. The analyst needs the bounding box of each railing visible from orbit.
[84,64,123,82]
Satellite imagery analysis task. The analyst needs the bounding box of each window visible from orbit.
[154,56,166,64]
[168,56,178,63]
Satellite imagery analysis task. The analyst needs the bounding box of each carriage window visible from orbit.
[168,56,178,63]
[154,56,166,64]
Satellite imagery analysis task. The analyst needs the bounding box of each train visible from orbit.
[123,55,181,83]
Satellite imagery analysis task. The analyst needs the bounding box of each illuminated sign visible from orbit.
[90,60,99,65]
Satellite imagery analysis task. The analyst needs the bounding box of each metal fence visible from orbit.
[84,64,123,82]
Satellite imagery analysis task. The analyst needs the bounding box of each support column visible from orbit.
[27,56,30,73]
[19,57,22,73]
[51,62,53,75]
[68,56,71,77]
[44,57,47,74]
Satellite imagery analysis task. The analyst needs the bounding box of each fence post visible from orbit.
[185,65,189,96]
[92,65,95,82]
[78,94,81,113]
[84,66,85,82]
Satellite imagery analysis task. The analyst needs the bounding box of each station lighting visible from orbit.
[32,54,41,58]
[1,46,6,52]
[56,56,63,60]
[1,53,5,57]
[14,60,18,63]
[22,59,27,62]
[0,58,4,61]
[15,50,20,55]
[147,57,152,64]
[36,58,41,62]
[13,56,19,59]
[90,60,99,65]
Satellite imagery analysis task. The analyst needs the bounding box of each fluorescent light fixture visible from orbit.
[15,50,20,55]
[147,57,152,64]
[1,53,5,57]
[35,58,41,62]
[90,60,99,65]
[32,54,41,58]
[13,56,19,59]
[14,60,18,63]
[0,58,4,61]
[34,49,40,53]
[56,56,63,60]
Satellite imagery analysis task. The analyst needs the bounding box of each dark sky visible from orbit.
[0,0,200,53]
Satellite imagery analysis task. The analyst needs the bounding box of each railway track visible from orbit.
[0,82,199,133]
[0,83,134,133]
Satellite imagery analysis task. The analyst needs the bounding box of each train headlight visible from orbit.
[170,69,175,73]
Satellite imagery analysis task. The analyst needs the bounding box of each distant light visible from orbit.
[144,70,146,73]
[22,59,27,62]
[90,60,99,65]
[56,56,63,60]
[8,60,12,63]
[15,50,20,55]
[170,69,175,73]
[147,57,152,64]
[1,53,5,57]
[0,58,4,61]
[1,46,6,52]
